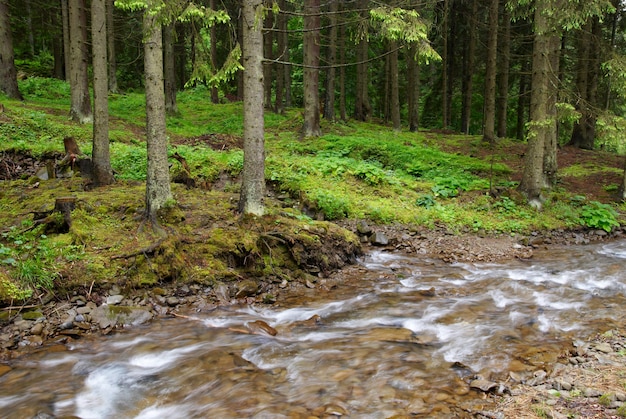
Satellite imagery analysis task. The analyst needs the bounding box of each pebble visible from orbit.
[30,323,44,336]
[594,342,613,353]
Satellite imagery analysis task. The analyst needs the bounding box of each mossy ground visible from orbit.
[1,78,625,304]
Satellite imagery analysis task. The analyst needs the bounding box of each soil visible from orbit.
[0,138,625,418]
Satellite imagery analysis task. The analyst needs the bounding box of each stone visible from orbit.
[370,231,389,246]
[106,295,124,305]
[90,305,153,329]
[470,378,498,392]
[165,297,180,306]
[595,342,613,353]
[30,323,44,336]
[22,310,44,320]
[356,220,373,235]
[235,280,259,298]
[247,320,277,336]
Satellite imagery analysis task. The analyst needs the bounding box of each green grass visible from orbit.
[1,78,624,236]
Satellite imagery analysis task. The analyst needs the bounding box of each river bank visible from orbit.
[2,225,626,418]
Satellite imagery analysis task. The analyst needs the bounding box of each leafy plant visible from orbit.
[311,190,350,220]
[580,201,620,232]
[416,194,436,208]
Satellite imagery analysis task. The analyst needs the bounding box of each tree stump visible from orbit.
[54,196,76,229]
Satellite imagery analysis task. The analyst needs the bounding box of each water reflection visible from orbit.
[1,241,625,418]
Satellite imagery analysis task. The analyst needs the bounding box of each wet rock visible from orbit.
[30,323,44,336]
[106,295,124,305]
[356,220,373,235]
[235,279,259,298]
[22,310,44,320]
[14,320,33,332]
[165,297,180,307]
[90,305,153,329]
[470,378,498,392]
[370,231,389,246]
[247,320,277,336]
[214,283,231,302]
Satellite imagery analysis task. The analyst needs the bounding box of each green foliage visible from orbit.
[111,146,147,180]
[416,194,436,208]
[311,190,350,220]
[0,224,81,294]
[580,201,620,232]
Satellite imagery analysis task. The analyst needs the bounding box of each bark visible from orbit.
[209,0,219,103]
[0,0,22,100]
[68,0,92,123]
[163,24,178,115]
[263,10,274,109]
[496,4,511,138]
[91,0,114,186]
[516,54,530,140]
[302,0,321,138]
[620,155,626,201]
[239,0,265,216]
[389,40,400,131]
[519,4,552,205]
[354,0,370,121]
[106,0,118,93]
[51,7,65,79]
[570,20,600,150]
[275,0,286,113]
[407,43,420,132]
[61,0,70,82]
[441,0,449,128]
[338,17,346,121]
[542,34,560,189]
[144,11,172,221]
[461,0,477,135]
[25,0,34,56]
[323,0,338,121]
[482,0,499,144]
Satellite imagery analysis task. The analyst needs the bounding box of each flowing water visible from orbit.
[1,241,626,418]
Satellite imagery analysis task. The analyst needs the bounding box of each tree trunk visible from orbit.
[407,43,420,132]
[209,0,219,104]
[51,7,65,79]
[497,4,511,138]
[323,0,338,121]
[338,17,346,121]
[68,0,92,123]
[61,0,70,82]
[106,0,119,93]
[163,24,178,115]
[25,0,35,56]
[0,0,22,100]
[519,3,552,206]
[441,0,449,128]
[263,10,274,109]
[354,0,370,121]
[482,0,499,144]
[275,0,286,113]
[516,53,530,140]
[618,159,626,201]
[389,40,401,131]
[239,0,265,216]
[570,20,600,150]
[542,34,560,189]
[302,0,321,138]
[91,0,114,186]
[461,0,477,134]
[144,11,172,222]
